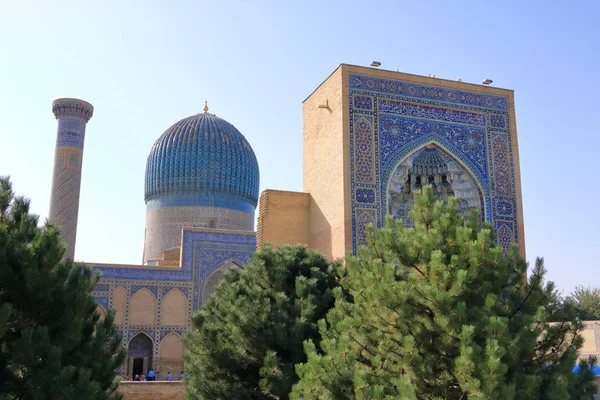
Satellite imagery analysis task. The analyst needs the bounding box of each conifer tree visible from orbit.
[293,186,596,400]
[0,177,126,399]
[184,244,339,399]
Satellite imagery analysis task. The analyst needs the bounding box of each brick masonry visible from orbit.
[119,382,185,400]
[257,190,310,248]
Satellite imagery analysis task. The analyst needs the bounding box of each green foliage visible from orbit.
[0,177,126,399]
[567,286,600,320]
[545,285,600,322]
[570,355,598,400]
[293,186,595,400]
[183,244,339,399]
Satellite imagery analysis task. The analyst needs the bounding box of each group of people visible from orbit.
[127,370,186,382]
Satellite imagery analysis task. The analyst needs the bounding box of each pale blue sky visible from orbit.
[0,1,598,295]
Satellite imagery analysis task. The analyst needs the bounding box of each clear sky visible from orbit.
[0,0,598,295]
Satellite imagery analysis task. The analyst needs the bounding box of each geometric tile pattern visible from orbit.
[143,205,254,263]
[144,112,260,207]
[89,229,256,371]
[349,73,519,253]
[355,209,377,248]
[353,116,375,183]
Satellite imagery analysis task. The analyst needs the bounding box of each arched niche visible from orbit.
[129,288,157,326]
[96,304,107,321]
[158,333,184,376]
[112,287,126,325]
[386,143,485,226]
[160,289,187,326]
[202,260,242,305]
[128,333,153,378]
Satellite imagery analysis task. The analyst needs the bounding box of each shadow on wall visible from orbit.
[308,196,333,260]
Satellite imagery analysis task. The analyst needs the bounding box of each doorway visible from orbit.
[128,334,153,379]
[132,358,144,378]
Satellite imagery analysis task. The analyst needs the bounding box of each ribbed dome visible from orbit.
[411,146,448,175]
[144,112,259,207]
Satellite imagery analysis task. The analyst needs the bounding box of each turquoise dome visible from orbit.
[144,111,259,212]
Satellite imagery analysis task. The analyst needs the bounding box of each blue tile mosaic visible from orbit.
[146,194,255,214]
[94,296,109,310]
[56,117,86,149]
[379,99,486,126]
[144,112,260,207]
[356,189,375,204]
[349,72,519,254]
[349,74,508,111]
[94,283,110,292]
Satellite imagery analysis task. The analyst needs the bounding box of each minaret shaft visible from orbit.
[49,98,93,260]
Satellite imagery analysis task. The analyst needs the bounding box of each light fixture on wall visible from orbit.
[482,79,493,85]
[371,61,381,67]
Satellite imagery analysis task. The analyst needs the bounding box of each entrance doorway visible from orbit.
[128,334,153,379]
[132,358,144,378]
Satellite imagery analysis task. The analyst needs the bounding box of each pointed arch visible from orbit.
[129,288,157,326]
[158,333,184,375]
[202,259,243,304]
[112,286,126,325]
[384,139,488,222]
[160,289,188,326]
[128,332,154,357]
[95,304,107,321]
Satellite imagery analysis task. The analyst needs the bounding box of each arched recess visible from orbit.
[128,333,153,378]
[385,140,487,225]
[202,259,242,305]
[129,288,157,326]
[158,333,184,375]
[160,289,187,326]
[112,287,126,325]
[96,304,107,321]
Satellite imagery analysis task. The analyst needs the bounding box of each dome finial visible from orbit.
[203,99,209,113]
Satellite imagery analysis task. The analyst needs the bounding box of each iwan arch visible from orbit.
[45,64,533,378]
[259,64,525,259]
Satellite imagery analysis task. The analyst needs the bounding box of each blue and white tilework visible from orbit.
[349,73,519,254]
[89,229,256,370]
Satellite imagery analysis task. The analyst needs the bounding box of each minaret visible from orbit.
[49,98,94,260]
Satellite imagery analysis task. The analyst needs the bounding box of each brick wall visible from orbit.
[303,66,350,260]
[257,190,310,248]
[119,382,185,400]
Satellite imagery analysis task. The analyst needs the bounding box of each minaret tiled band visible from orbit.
[49,98,93,260]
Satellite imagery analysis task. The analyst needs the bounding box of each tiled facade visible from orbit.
[285,65,525,259]
[348,71,522,255]
[91,229,256,376]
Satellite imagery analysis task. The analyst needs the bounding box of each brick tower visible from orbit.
[49,98,94,260]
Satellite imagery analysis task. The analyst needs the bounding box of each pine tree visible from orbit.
[293,186,596,400]
[0,177,126,399]
[184,244,339,399]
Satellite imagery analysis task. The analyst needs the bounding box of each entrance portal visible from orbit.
[387,144,483,226]
[128,334,153,379]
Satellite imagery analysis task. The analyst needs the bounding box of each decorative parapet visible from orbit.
[52,98,94,121]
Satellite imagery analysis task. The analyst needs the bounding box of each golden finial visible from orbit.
[203,99,209,113]
[426,143,435,149]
